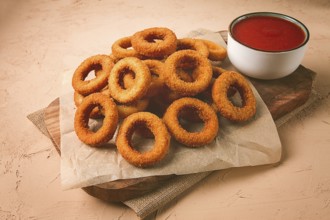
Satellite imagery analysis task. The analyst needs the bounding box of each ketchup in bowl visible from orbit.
[227,12,310,79]
[232,15,306,52]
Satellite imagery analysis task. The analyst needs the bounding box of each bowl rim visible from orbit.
[228,12,310,53]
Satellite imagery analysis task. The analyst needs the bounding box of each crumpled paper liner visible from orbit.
[60,29,282,190]
[123,90,320,219]
[27,88,319,219]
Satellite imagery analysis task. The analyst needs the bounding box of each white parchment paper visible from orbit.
[60,29,282,190]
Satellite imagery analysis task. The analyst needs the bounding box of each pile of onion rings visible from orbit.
[71,27,257,167]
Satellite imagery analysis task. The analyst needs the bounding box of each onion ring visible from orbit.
[109,53,121,63]
[163,97,219,147]
[121,71,135,88]
[164,50,212,96]
[116,112,171,167]
[212,66,237,97]
[212,71,256,122]
[131,27,177,58]
[74,93,119,146]
[176,69,194,82]
[73,88,110,119]
[197,66,236,102]
[111,36,145,59]
[156,69,194,107]
[143,60,165,97]
[72,55,114,95]
[117,98,149,119]
[108,57,151,103]
[212,66,226,77]
[120,60,165,98]
[177,38,209,58]
[200,39,227,61]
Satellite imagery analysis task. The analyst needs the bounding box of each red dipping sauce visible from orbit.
[231,14,307,52]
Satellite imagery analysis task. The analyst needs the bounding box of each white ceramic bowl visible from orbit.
[227,12,309,80]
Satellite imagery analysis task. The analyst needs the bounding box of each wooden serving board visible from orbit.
[44,32,316,202]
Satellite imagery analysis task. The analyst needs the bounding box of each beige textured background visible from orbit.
[1,0,330,219]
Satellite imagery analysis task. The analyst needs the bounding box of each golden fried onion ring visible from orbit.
[117,98,150,119]
[116,112,171,167]
[164,50,212,96]
[131,27,177,58]
[73,88,110,119]
[111,36,145,59]
[72,55,114,95]
[177,38,209,58]
[163,97,219,147]
[200,39,227,61]
[108,57,151,103]
[212,71,256,122]
[121,60,165,98]
[143,60,165,97]
[74,93,119,146]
